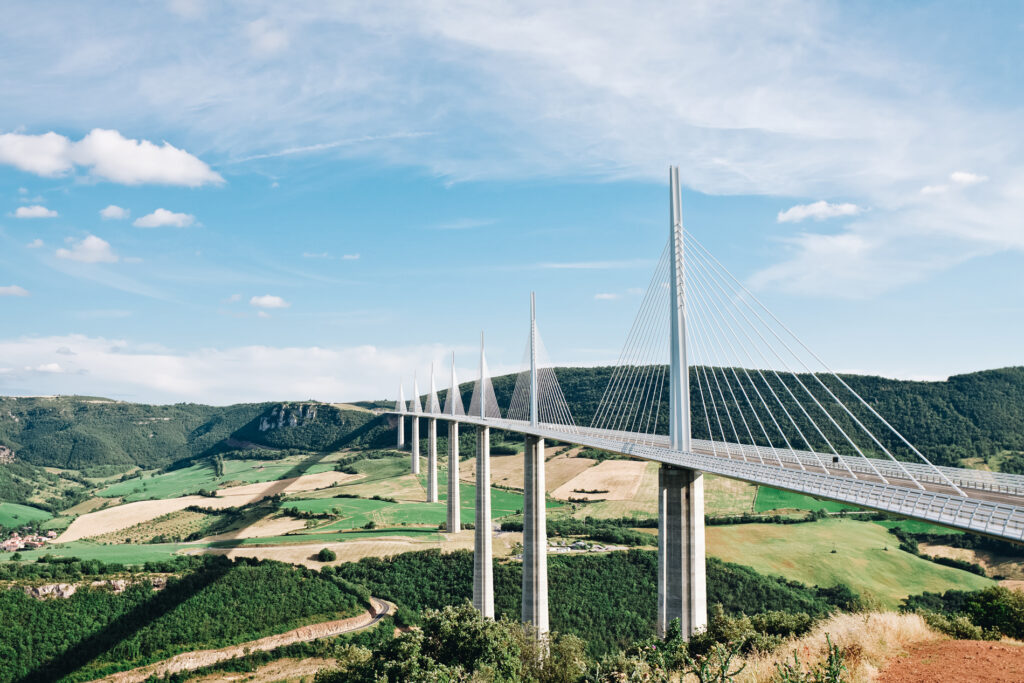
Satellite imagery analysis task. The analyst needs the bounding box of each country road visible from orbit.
[88,597,395,683]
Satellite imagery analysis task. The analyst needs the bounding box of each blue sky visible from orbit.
[0,1,1022,404]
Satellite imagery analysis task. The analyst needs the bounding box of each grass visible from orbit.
[7,540,190,565]
[753,486,856,513]
[0,502,53,528]
[206,528,444,548]
[874,518,963,535]
[286,472,546,530]
[99,456,338,501]
[707,517,991,608]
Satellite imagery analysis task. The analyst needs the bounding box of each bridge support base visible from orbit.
[657,464,706,639]
[522,435,548,635]
[473,426,494,618]
[427,419,438,502]
[410,418,420,475]
[447,422,461,532]
[397,415,405,449]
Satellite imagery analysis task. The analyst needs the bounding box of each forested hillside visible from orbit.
[438,366,1024,470]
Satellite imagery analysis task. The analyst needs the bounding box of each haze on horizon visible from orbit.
[1,1,1022,405]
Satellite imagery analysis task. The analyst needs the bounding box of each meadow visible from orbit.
[0,501,52,528]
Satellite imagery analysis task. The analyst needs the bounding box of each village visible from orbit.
[1,530,57,553]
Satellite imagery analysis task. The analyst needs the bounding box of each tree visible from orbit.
[318,548,337,562]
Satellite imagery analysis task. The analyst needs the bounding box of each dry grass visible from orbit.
[551,459,648,501]
[62,496,122,516]
[921,543,1024,581]
[731,612,940,683]
[89,509,214,544]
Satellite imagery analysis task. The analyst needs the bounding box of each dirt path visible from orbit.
[88,598,394,683]
[877,640,1024,683]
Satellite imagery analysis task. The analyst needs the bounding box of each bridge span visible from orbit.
[387,167,1024,640]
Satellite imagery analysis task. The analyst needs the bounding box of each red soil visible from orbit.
[878,640,1024,683]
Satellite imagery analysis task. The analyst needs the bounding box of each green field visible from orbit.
[874,518,964,535]
[753,486,856,513]
[208,528,444,547]
[99,456,339,501]
[0,502,53,528]
[6,540,191,564]
[286,468,554,530]
[707,517,991,608]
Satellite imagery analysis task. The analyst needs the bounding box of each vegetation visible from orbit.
[333,549,856,658]
[903,586,1024,641]
[0,556,368,682]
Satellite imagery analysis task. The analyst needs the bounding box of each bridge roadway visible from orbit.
[389,410,1024,543]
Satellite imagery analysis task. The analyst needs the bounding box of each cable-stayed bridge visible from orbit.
[387,167,1024,640]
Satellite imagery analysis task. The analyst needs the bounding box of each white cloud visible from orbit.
[0,285,29,297]
[246,18,289,55]
[950,171,987,186]
[13,204,57,218]
[777,201,861,223]
[920,184,947,195]
[29,362,64,373]
[55,235,119,263]
[133,208,195,228]
[257,310,271,318]
[302,252,331,259]
[224,293,242,303]
[25,239,44,248]
[250,294,290,308]
[594,293,619,300]
[100,204,130,220]
[0,129,222,186]
[0,334,471,404]
[341,253,360,260]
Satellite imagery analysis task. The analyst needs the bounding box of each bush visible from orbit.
[317,548,337,562]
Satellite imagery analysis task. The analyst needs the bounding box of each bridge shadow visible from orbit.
[20,415,396,681]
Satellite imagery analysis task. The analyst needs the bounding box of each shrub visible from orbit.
[317,548,337,562]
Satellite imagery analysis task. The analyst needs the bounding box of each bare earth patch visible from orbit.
[461,448,596,494]
[188,657,336,683]
[201,514,308,541]
[877,640,1024,683]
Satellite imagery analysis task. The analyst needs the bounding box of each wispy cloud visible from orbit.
[594,292,619,300]
[0,285,29,297]
[250,294,290,309]
[431,218,495,230]
[26,239,44,248]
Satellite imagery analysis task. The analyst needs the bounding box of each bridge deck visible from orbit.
[390,411,1024,543]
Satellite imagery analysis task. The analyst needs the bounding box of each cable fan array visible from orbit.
[591,229,963,495]
[506,327,577,430]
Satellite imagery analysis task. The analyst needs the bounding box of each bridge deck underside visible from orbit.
[393,411,1024,543]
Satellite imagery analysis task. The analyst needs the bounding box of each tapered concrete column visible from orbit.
[397,415,405,449]
[473,425,494,618]
[522,435,548,634]
[427,419,439,503]
[447,422,461,532]
[411,418,420,475]
[657,464,706,639]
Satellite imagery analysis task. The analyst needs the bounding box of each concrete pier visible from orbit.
[427,419,439,503]
[447,421,461,532]
[657,464,706,638]
[410,418,420,475]
[396,415,405,449]
[473,425,494,618]
[522,435,548,634]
